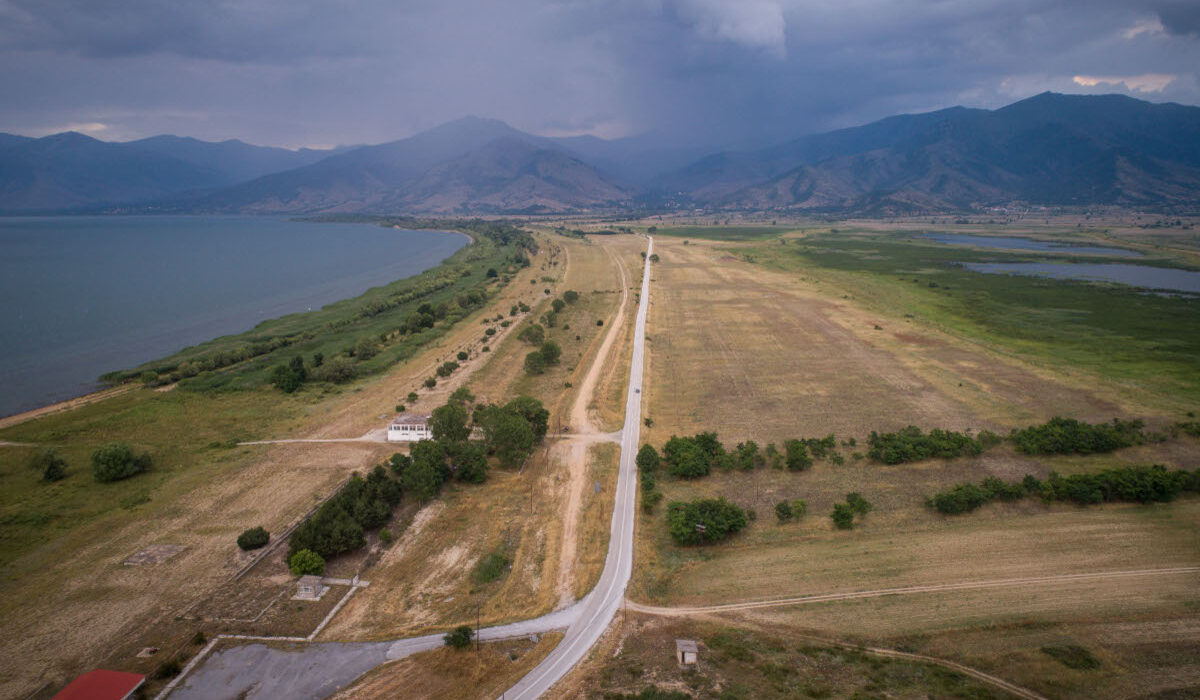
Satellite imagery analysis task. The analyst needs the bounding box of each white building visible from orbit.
[387,413,433,442]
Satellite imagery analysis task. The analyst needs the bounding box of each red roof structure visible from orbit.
[52,669,146,700]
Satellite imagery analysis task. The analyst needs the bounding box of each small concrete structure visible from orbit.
[293,575,329,601]
[675,639,698,666]
[387,413,433,442]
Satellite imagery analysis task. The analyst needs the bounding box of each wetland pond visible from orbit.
[921,233,1142,257]
[961,262,1200,294]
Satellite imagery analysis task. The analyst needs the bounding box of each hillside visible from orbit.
[670,93,1200,212]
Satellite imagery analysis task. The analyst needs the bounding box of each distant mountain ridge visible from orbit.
[0,131,343,213]
[3,92,1199,215]
[668,93,1200,213]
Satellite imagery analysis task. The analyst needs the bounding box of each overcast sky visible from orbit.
[2,0,1199,149]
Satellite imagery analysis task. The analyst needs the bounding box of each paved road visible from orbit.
[500,237,653,699]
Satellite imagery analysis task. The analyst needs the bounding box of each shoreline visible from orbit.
[0,222,473,427]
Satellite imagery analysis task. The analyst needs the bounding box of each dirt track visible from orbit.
[626,565,1200,615]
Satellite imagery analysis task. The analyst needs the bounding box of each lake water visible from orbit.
[922,233,1141,257]
[962,262,1200,294]
[0,216,467,417]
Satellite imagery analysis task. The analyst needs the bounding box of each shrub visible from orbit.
[831,503,856,529]
[1041,645,1101,670]
[642,489,663,513]
[379,528,393,544]
[563,290,579,303]
[237,526,270,551]
[407,391,419,403]
[313,356,356,384]
[517,323,545,345]
[289,549,325,576]
[153,660,182,680]
[552,298,566,313]
[867,426,985,464]
[846,492,872,515]
[30,449,68,482]
[775,500,794,522]
[523,350,547,375]
[444,625,474,649]
[539,340,562,365]
[472,547,511,583]
[354,337,379,360]
[1010,417,1144,455]
[91,442,151,483]
[424,377,437,388]
[791,499,807,517]
[783,439,812,471]
[666,498,748,545]
[457,351,469,361]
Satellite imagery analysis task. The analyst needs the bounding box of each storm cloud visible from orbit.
[1,0,1198,148]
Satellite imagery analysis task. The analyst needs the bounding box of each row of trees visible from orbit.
[866,426,999,465]
[652,432,843,479]
[927,465,1200,515]
[29,443,152,484]
[1009,417,1146,455]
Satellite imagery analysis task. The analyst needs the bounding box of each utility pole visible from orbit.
[476,603,481,652]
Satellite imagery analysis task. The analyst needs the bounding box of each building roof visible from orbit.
[675,639,698,653]
[53,670,146,700]
[389,413,432,426]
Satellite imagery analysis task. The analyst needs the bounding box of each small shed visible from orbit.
[387,413,433,442]
[294,575,329,601]
[52,670,145,700]
[675,639,699,666]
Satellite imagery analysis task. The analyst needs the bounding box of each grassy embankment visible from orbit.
[620,226,1200,700]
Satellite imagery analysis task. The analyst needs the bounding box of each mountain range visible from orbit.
[2,92,1198,215]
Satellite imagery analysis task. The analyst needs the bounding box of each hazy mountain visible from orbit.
[668,93,1200,212]
[383,137,635,213]
[127,135,342,184]
[195,117,636,214]
[0,132,230,213]
[0,131,343,213]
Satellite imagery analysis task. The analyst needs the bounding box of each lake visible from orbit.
[922,233,1141,257]
[962,261,1200,294]
[0,216,467,417]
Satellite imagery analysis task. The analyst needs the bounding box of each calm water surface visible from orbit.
[962,261,1200,294]
[923,233,1141,257]
[0,216,467,416]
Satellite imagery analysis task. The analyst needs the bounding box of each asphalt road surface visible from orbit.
[499,236,653,699]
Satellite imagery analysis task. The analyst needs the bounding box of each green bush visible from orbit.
[775,500,794,522]
[831,503,856,529]
[867,426,985,464]
[30,449,68,482]
[91,442,151,483]
[289,549,325,576]
[444,625,474,649]
[846,492,873,515]
[666,498,748,545]
[1010,417,1144,455]
[237,526,270,551]
[783,439,812,471]
[472,547,511,584]
[524,350,547,375]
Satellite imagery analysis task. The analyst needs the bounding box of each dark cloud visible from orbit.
[0,0,1196,149]
[1156,1,1200,36]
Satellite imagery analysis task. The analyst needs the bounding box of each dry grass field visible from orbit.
[617,227,1200,698]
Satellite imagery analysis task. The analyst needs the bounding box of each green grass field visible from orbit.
[750,231,1200,406]
[654,225,796,241]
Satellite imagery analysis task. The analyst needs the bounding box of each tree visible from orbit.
[636,444,660,474]
[563,290,580,303]
[457,350,469,361]
[430,403,471,442]
[831,503,856,529]
[666,498,748,545]
[289,549,325,576]
[791,499,808,518]
[314,356,356,383]
[480,408,535,468]
[505,396,550,442]
[30,449,68,482]
[775,500,794,522]
[449,386,475,405]
[270,362,304,393]
[237,526,270,551]
[846,492,873,515]
[444,625,474,649]
[448,441,489,483]
[486,268,499,278]
[784,439,812,471]
[407,391,419,403]
[539,340,562,365]
[666,439,709,478]
[354,336,379,360]
[403,440,449,500]
[524,350,547,375]
[649,253,660,262]
[518,323,546,345]
[91,442,151,483]
[734,441,762,471]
